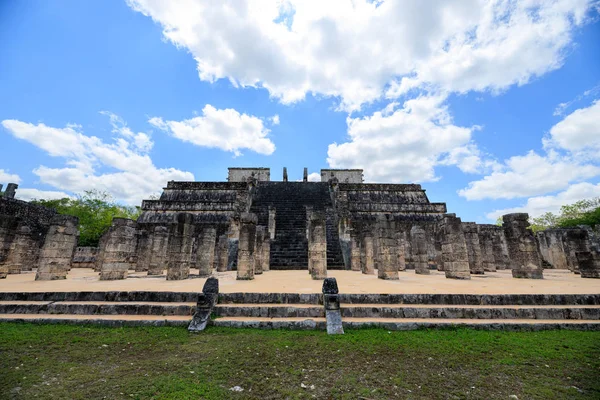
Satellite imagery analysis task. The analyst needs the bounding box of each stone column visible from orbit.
[308,211,327,279]
[360,229,375,275]
[349,230,361,272]
[99,218,138,280]
[491,228,510,270]
[283,167,288,182]
[254,226,266,275]
[148,226,169,275]
[35,215,79,280]
[262,231,271,272]
[303,167,308,182]
[135,228,152,272]
[237,213,257,280]
[0,215,18,279]
[502,213,544,279]
[166,213,195,280]
[5,225,39,273]
[268,206,276,240]
[216,234,229,272]
[196,226,217,278]
[577,245,600,279]
[477,225,496,272]
[4,183,18,199]
[440,214,471,280]
[377,216,398,280]
[395,231,406,272]
[227,218,240,271]
[462,222,485,274]
[410,225,429,275]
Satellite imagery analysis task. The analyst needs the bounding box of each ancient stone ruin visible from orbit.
[1,168,599,280]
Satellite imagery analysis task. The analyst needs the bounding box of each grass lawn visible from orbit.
[0,323,599,399]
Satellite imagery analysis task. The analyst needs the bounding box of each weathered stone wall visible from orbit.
[536,229,569,269]
[99,218,138,280]
[35,215,79,280]
[502,213,543,279]
[0,215,18,278]
[148,226,169,275]
[71,246,99,268]
[228,167,270,182]
[320,169,364,183]
[477,225,497,272]
[134,228,152,272]
[4,226,40,273]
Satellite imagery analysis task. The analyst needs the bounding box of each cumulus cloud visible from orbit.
[486,182,600,220]
[149,105,276,156]
[459,151,600,200]
[15,188,73,202]
[327,95,482,182]
[127,0,593,111]
[307,172,321,182]
[0,169,21,184]
[545,100,600,155]
[1,114,193,204]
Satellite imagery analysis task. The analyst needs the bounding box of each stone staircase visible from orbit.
[1,292,599,330]
[249,182,345,269]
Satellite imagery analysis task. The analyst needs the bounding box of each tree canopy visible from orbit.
[529,197,600,232]
[31,190,140,246]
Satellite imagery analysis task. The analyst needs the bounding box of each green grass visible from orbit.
[1,323,599,399]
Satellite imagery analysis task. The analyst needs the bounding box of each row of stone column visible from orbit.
[344,212,599,280]
[0,214,79,281]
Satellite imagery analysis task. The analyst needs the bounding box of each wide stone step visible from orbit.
[214,304,324,318]
[212,316,327,330]
[0,313,190,326]
[0,301,196,316]
[340,304,600,320]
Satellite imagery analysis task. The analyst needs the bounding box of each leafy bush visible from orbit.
[31,190,140,246]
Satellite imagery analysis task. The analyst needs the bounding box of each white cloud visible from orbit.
[149,105,276,156]
[0,169,21,184]
[2,115,194,205]
[269,115,280,125]
[546,99,600,155]
[459,151,600,200]
[15,188,73,202]
[127,0,594,111]
[327,94,480,182]
[307,172,320,182]
[486,181,600,220]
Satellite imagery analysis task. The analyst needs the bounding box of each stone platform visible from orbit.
[0,268,598,295]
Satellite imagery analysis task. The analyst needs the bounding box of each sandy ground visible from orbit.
[0,268,599,294]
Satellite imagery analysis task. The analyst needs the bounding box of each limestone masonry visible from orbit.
[1,167,599,281]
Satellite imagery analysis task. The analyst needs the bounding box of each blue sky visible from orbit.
[1,0,599,223]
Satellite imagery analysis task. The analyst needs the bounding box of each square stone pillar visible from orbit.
[5,225,39,274]
[166,213,195,280]
[563,228,596,276]
[502,213,543,279]
[491,228,510,270]
[0,215,18,279]
[197,226,217,278]
[377,216,398,280]
[135,228,152,272]
[254,226,266,275]
[216,234,229,272]
[360,230,375,275]
[237,213,257,280]
[350,230,361,272]
[148,226,169,275]
[4,183,18,199]
[308,211,327,279]
[410,225,430,275]
[268,206,276,240]
[477,225,497,272]
[227,218,240,271]
[35,215,79,281]
[440,214,471,280]
[462,222,485,274]
[577,246,600,278]
[395,231,406,272]
[99,218,138,280]
[262,231,271,272]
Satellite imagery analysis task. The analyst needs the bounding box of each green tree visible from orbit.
[32,190,140,246]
